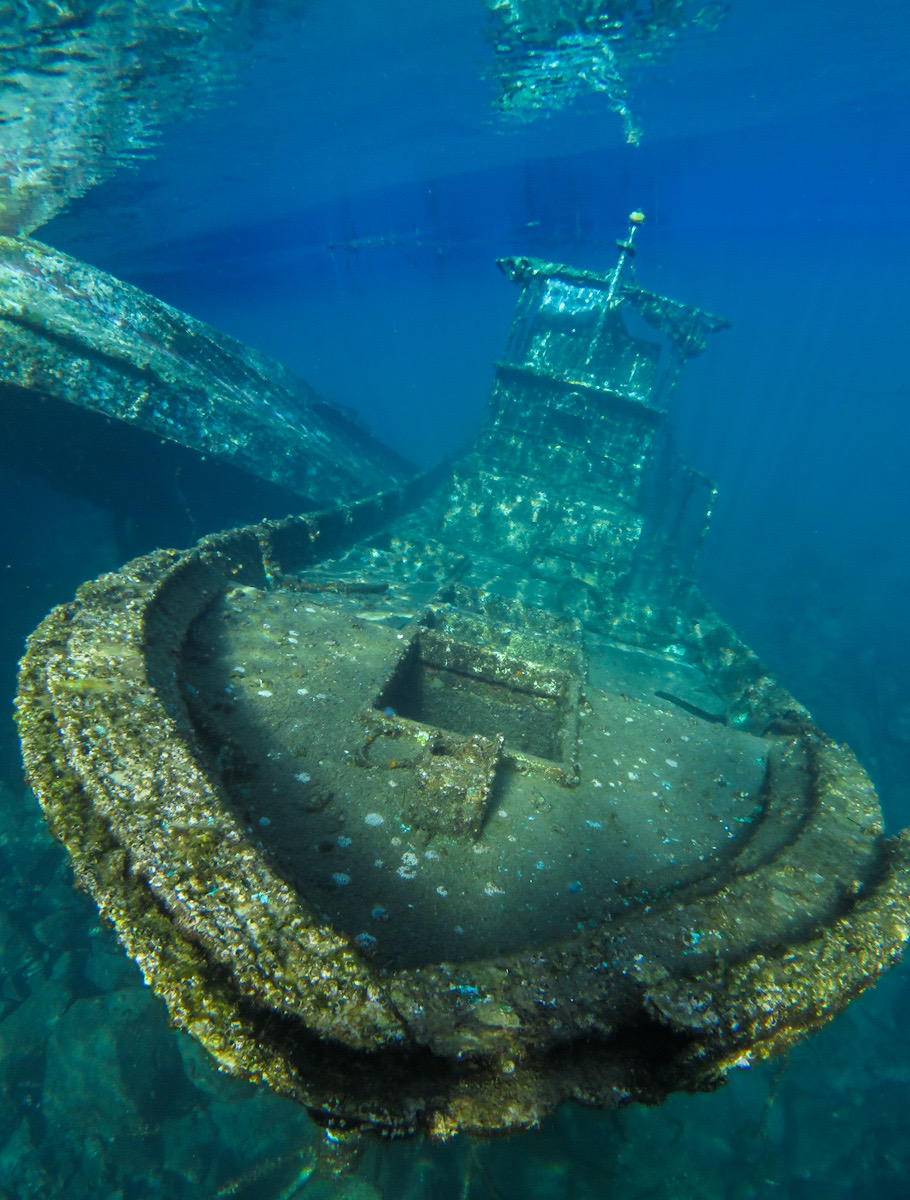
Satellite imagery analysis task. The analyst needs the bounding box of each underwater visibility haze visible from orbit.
[1,1,910,1197]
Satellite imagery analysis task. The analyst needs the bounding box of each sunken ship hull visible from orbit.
[16,234,910,1139]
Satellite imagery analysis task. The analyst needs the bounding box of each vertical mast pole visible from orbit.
[605,209,645,304]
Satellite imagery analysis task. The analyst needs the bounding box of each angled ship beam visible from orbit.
[0,235,412,515]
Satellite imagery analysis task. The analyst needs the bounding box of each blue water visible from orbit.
[2,0,910,1195]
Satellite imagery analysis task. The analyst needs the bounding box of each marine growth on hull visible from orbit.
[16,220,910,1139]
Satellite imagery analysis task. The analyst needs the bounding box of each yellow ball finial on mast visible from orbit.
[607,210,645,302]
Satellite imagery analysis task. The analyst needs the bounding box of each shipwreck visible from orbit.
[13,216,910,1139]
